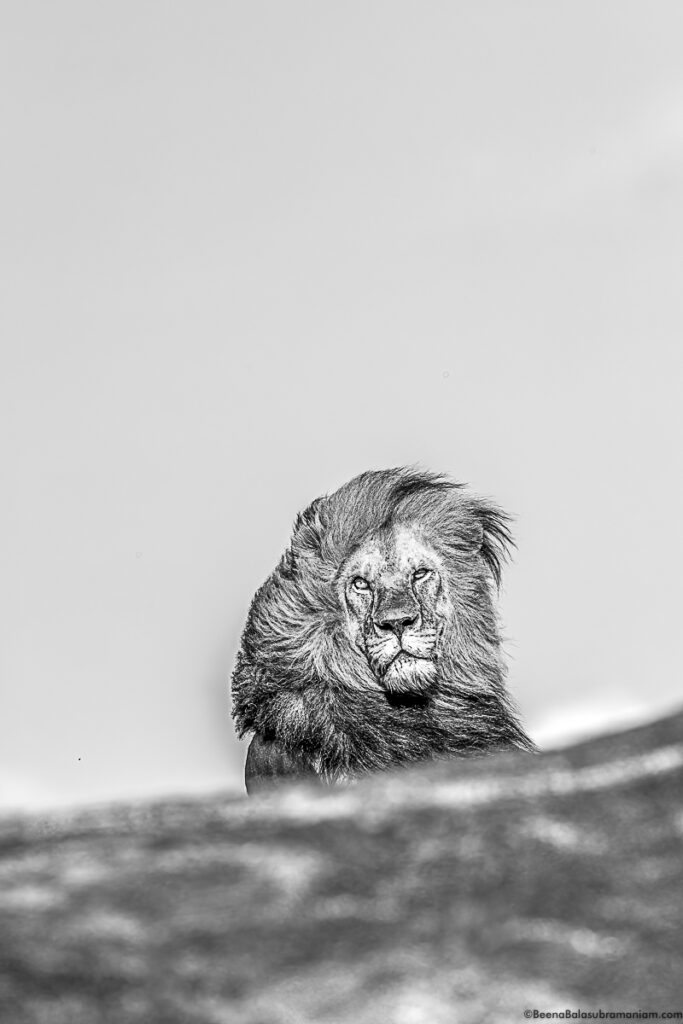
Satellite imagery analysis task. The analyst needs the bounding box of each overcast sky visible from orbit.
[2,2,682,810]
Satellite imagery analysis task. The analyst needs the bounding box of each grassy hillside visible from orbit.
[1,710,682,1023]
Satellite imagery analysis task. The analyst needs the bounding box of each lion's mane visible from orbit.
[231,467,534,781]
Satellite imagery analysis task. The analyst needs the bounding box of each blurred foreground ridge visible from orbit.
[1,710,682,1023]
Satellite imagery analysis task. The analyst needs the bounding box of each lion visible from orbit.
[231,467,535,794]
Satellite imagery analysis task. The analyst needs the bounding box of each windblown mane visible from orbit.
[231,467,534,779]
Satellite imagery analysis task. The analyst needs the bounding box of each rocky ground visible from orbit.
[1,710,682,1024]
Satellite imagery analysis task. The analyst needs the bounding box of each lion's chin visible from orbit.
[379,653,437,694]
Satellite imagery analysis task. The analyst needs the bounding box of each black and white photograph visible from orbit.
[1,3,682,1021]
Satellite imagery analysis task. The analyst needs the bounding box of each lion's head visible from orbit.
[232,467,533,780]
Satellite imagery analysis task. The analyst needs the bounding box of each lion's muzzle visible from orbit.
[363,611,439,691]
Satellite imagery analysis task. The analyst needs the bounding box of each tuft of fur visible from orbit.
[231,467,535,783]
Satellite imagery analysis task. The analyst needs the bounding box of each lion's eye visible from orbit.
[351,576,370,591]
[413,568,431,581]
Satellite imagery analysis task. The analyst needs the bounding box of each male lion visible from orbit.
[231,467,535,794]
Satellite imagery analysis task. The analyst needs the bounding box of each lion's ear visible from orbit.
[473,501,515,588]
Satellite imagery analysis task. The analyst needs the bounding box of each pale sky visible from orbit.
[2,2,682,810]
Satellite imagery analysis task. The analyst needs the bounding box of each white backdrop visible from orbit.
[2,2,682,810]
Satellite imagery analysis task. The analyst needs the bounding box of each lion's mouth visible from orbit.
[382,650,419,673]
[391,648,432,665]
[378,650,438,693]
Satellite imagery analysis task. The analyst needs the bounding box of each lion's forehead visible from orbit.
[343,524,442,580]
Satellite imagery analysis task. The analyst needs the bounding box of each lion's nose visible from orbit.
[375,611,418,638]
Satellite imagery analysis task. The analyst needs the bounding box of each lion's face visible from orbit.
[339,524,453,693]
